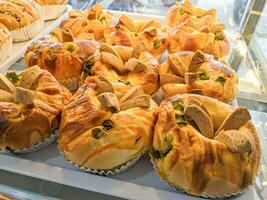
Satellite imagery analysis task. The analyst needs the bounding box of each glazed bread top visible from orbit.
[0,0,41,30]
[59,76,158,170]
[0,22,11,45]
[152,94,260,196]
[0,66,71,150]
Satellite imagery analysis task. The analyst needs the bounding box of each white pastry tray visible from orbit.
[0,10,261,200]
[0,5,72,73]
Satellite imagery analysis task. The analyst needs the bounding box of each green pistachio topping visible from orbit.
[67,43,76,52]
[153,39,161,49]
[199,72,209,80]
[172,101,184,111]
[175,114,187,127]
[5,72,21,85]
[92,127,106,139]
[215,76,226,84]
[152,145,173,159]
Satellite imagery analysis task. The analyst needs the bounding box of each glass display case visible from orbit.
[1,1,267,199]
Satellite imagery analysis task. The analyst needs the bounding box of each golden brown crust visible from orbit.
[0,67,71,150]
[158,51,237,103]
[103,17,168,59]
[59,79,158,170]
[59,17,105,41]
[152,94,260,197]
[166,1,229,59]
[168,21,230,59]
[135,20,168,59]
[88,44,159,95]
[50,4,114,42]
[104,21,138,47]
[166,0,217,28]
[24,38,99,91]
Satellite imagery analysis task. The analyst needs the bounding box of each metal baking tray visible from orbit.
[0,10,262,200]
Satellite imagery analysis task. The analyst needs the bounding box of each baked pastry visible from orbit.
[51,4,115,42]
[104,16,168,59]
[151,93,260,197]
[0,23,12,63]
[158,50,237,103]
[59,76,158,173]
[81,42,159,95]
[0,0,44,42]
[168,19,230,59]
[35,0,67,20]
[24,37,99,91]
[103,15,138,47]
[167,0,217,28]
[134,19,168,59]
[0,66,70,151]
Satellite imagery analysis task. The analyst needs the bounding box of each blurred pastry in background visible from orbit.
[0,0,44,42]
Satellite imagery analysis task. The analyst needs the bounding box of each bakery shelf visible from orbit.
[0,2,267,200]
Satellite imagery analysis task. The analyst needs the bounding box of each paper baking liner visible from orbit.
[42,4,67,20]
[58,144,143,176]
[149,152,249,198]
[11,18,44,42]
[0,37,12,63]
[0,131,58,154]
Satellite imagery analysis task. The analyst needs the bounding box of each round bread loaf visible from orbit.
[158,50,237,103]
[59,76,158,172]
[168,20,230,59]
[24,38,99,91]
[51,4,115,41]
[104,15,168,59]
[151,94,260,197]
[0,66,70,151]
[82,43,159,96]
[166,0,217,28]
